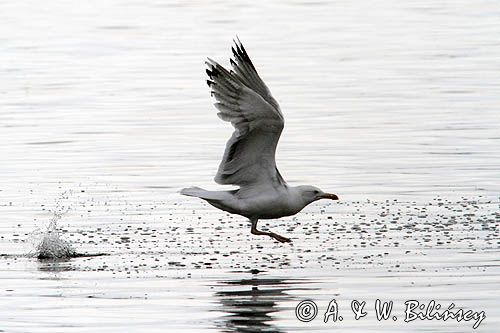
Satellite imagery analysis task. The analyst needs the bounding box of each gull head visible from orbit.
[296,185,339,205]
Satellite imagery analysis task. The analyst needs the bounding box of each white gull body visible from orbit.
[181,39,338,243]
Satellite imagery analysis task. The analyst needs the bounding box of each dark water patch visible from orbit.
[0,254,24,259]
[37,252,108,260]
[26,140,73,145]
[440,89,473,94]
[427,151,475,155]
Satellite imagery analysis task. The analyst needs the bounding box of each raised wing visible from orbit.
[229,38,282,114]
[206,40,285,187]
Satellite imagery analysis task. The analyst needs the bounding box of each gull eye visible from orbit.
[313,190,319,194]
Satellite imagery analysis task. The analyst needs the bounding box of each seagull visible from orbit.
[181,39,339,243]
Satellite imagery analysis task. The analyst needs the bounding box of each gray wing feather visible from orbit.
[206,40,285,187]
[230,37,282,115]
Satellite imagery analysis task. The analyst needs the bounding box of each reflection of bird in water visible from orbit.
[182,38,339,243]
[214,271,311,333]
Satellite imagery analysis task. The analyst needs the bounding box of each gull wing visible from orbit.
[206,40,285,187]
[229,38,282,115]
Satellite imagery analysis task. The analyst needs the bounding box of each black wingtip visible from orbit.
[232,37,255,69]
[206,66,220,78]
[238,41,246,53]
[234,40,242,55]
[235,36,248,56]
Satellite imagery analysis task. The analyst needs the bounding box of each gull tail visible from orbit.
[180,186,229,200]
[180,187,239,214]
[180,186,210,198]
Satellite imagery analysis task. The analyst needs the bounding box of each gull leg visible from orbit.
[250,219,291,243]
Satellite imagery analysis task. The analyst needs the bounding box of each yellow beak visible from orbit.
[320,193,339,200]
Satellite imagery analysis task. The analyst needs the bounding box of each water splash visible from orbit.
[30,209,76,260]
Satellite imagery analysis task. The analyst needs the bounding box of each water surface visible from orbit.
[1,0,499,332]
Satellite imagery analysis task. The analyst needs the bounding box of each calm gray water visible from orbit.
[1,1,499,332]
